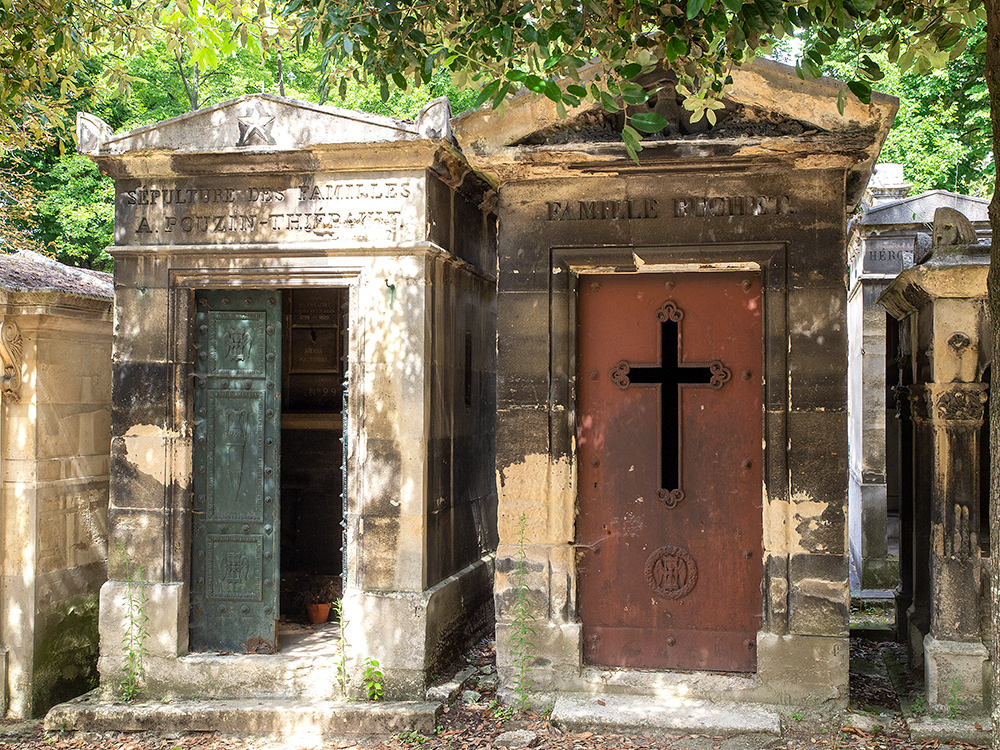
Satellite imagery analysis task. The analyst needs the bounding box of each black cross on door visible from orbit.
[610,300,731,507]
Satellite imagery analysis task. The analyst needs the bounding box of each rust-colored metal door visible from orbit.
[576,272,763,671]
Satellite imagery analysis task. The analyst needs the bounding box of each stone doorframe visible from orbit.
[499,240,849,704]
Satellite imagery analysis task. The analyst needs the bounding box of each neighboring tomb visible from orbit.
[847,174,989,591]
[453,58,897,706]
[879,207,991,711]
[0,250,112,717]
[76,96,497,700]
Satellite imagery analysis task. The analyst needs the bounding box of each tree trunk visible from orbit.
[985,0,1000,747]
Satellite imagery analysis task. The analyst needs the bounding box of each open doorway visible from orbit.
[279,288,348,629]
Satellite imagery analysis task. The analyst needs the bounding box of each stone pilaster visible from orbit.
[909,381,989,710]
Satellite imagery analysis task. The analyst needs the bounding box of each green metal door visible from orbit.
[191,290,281,651]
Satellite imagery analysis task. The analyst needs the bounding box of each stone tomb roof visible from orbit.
[855,190,990,228]
[452,57,898,211]
[0,249,112,300]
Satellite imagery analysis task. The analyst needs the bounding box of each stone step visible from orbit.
[45,691,440,737]
[550,694,781,736]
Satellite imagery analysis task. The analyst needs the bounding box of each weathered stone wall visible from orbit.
[1,290,111,718]
[494,168,850,705]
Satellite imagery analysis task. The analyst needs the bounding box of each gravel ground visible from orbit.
[0,637,986,750]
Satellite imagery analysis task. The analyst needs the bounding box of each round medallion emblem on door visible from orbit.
[644,545,698,599]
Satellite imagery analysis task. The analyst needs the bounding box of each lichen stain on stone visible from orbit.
[496,453,574,543]
[790,295,843,339]
[794,576,847,606]
[765,492,830,554]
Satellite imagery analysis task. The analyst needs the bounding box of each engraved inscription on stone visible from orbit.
[117,173,420,246]
[544,195,794,221]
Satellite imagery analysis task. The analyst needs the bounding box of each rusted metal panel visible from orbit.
[577,272,763,672]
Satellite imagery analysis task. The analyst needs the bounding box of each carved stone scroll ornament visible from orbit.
[936,389,987,422]
[0,320,23,402]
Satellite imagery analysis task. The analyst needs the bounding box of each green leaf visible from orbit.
[543,79,562,102]
[686,0,707,19]
[599,90,620,113]
[836,86,846,115]
[630,111,669,133]
[507,69,527,82]
[621,62,641,78]
[846,79,871,104]
[524,74,545,93]
[619,81,648,105]
[391,71,407,90]
[721,0,743,12]
[566,84,587,97]
[622,123,643,162]
[665,35,687,61]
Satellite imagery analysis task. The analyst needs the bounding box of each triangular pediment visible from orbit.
[451,57,898,209]
[859,190,990,226]
[78,94,452,156]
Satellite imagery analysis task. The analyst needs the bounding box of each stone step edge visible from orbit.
[44,691,441,736]
[550,694,782,736]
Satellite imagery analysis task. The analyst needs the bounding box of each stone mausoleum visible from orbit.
[75,96,498,701]
[64,55,902,725]
[0,250,112,718]
[452,57,897,709]
[847,171,989,593]
[880,208,993,712]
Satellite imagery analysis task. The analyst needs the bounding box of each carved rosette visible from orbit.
[644,545,698,600]
[708,360,731,389]
[0,320,23,402]
[610,361,632,390]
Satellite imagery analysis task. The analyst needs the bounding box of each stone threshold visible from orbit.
[550,694,781,735]
[44,691,441,737]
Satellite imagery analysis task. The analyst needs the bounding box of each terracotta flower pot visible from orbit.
[306,602,331,624]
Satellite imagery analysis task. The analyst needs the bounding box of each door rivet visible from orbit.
[744,639,755,650]
[264,606,272,614]
[265,437,273,446]
[743,549,752,559]
[740,280,751,291]
[264,496,272,504]
[221,380,230,389]
[742,459,752,469]
[590,370,599,380]
[666,636,676,646]
[742,369,752,380]
[219,605,227,612]
[265,525,273,534]
[665,280,675,290]
[243,525,251,533]
[264,579,272,587]
[196,577,204,585]
[591,458,600,468]
[242,605,250,614]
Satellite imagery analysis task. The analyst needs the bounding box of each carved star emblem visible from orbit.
[236,108,276,147]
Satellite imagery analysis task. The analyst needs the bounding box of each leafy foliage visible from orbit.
[278,0,987,160]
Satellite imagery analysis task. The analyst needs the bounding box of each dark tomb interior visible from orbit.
[279,287,347,622]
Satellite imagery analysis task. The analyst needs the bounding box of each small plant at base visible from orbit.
[791,712,804,722]
[509,512,536,713]
[332,598,349,695]
[118,542,149,701]
[910,693,927,715]
[947,680,962,718]
[363,656,384,700]
[394,730,428,745]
